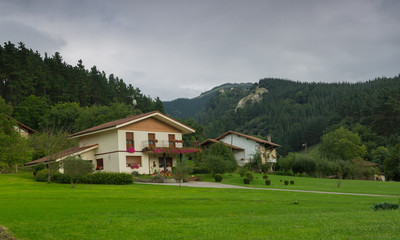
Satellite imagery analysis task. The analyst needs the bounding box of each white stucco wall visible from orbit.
[75,127,184,174]
[219,134,258,162]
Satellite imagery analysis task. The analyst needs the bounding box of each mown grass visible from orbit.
[0,173,399,240]
[201,173,400,196]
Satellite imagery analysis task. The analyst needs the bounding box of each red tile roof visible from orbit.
[216,130,280,147]
[6,115,36,134]
[199,138,244,150]
[24,144,98,166]
[69,111,195,138]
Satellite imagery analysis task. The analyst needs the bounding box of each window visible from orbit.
[96,159,104,170]
[158,157,173,168]
[126,132,134,150]
[126,156,142,167]
[148,133,155,148]
[168,134,175,147]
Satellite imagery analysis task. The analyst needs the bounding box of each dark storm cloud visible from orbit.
[0,0,399,100]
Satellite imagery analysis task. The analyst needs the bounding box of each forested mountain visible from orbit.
[0,41,162,110]
[166,77,400,156]
[163,82,253,120]
[0,41,163,132]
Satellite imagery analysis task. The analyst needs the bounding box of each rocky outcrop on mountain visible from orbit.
[235,87,269,112]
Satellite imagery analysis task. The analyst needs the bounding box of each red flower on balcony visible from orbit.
[127,147,135,153]
[130,164,139,169]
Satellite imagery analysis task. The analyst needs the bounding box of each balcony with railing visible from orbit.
[141,140,201,154]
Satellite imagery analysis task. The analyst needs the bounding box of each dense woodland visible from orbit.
[0,41,164,132]
[189,78,400,154]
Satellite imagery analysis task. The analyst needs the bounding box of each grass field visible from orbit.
[0,173,399,240]
[200,173,400,196]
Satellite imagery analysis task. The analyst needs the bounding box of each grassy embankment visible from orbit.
[0,173,399,240]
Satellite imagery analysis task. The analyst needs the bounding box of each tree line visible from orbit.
[0,41,164,132]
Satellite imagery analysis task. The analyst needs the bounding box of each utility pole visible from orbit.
[302,143,308,154]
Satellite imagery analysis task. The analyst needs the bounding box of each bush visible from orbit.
[191,165,211,174]
[35,170,133,185]
[290,180,295,185]
[86,172,133,185]
[371,203,399,211]
[243,177,251,184]
[274,171,294,176]
[265,179,271,185]
[204,143,238,174]
[214,173,223,182]
[284,180,289,185]
[292,155,316,175]
[245,172,254,181]
[51,172,71,184]
[238,167,248,177]
[35,169,49,182]
[263,175,269,179]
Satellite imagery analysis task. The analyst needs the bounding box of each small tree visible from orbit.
[320,127,367,161]
[204,143,237,175]
[63,156,94,188]
[0,132,32,173]
[29,130,77,183]
[173,159,190,187]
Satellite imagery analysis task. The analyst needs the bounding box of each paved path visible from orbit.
[137,181,399,198]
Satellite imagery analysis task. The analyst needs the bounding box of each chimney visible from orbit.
[267,135,271,142]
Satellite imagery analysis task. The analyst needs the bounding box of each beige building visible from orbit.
[25,111,199,174]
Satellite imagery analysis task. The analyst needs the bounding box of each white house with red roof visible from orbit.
[200,130,280,168]
[25,111,199,174]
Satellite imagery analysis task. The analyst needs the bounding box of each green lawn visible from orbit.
[200,173,400,196]
[0,173,399,240]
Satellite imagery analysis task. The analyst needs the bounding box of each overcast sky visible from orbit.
[1,0,399,100]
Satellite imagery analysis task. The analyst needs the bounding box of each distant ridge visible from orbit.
[163,82,253,120]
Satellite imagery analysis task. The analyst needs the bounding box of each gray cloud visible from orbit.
[0,0,399,100]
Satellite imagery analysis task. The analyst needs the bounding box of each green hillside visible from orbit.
[166,77,400,157]
[163,82,253,120]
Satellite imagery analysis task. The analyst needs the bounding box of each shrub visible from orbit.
[243,177,251,184]
[274,171,294,176]
[204,143,238,174]
[36,170,133,185]
[261,163,272,173]
[245,172,254,181]
[51,172,71,184]
[191,165,211,174]
[214,173,223,182]
[284,180,289,185]
[371,203,399,211]
[265,179,271,185]
[87,172,133,185]
[290,180,295,185]
[238,167,248,177]
[263,175,269,179]
[35,169,49,182]
[292,155,316,175]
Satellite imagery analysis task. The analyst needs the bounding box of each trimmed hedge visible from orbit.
[243,177,251,184]
[214,173,223,182]
[371,203,399,211]
[36,169,133,185]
